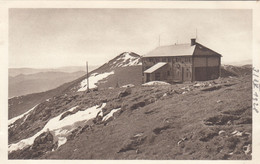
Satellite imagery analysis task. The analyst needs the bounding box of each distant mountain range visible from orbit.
[8,65,99,98]
[9,71,87,98]
[222,59,252,66]
[9,66,99,77]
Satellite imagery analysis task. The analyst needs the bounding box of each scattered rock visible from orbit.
[243,144,251,155]
[217,100,223,103]
[232,130,243,137]
[134,133,144,138]
[244,132,251,137]
[218,130,226,135]
[28,131,55,158]
[223,83,236,87]
[130,101,146,110]
[204,115,239,126]
[193,83,201,87]
[117,87,132,98]
[201,85,221,92]
[177,137,187,146]
[144,110,156,115]
[153,125,170,135]
[117,136,147,153]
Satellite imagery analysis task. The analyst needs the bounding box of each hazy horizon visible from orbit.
[9,9,252,68]
[8,60,252,70]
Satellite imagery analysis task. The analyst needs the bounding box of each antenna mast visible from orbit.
[86,61,89,91]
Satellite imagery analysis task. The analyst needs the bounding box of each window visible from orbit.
[167,71,170,76]
[162,58,166,62]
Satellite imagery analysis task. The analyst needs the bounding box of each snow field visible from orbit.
[8,104,106,152]
[8,104,39,126]
[77,71,114,92]
[113,52,141,68]
[142,81,171,86]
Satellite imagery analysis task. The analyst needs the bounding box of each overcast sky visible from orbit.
[9,9,252,68]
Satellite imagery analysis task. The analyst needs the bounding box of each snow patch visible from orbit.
[102,108,121,121]
[142,81,171,86]
[113,52,141,68]
[77,71,114,92]
[8,104,38,126]
[121,84,134,88]
[8,104,106,153]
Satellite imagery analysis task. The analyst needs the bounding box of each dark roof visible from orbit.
[143,44,195,57]
[143,42,222,57]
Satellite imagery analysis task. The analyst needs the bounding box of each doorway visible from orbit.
[146,74,150,82]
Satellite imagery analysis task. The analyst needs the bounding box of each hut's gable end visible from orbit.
[192,43,221,81]
[193,43,222,57]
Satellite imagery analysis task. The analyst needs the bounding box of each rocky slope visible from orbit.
[8,52,252,159]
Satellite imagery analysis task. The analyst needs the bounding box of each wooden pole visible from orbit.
[86,61,89,91]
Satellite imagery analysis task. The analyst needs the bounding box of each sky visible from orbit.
[9,9,252,68]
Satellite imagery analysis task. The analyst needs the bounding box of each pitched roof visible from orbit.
[143,44,195,57]
[144,62,167,73]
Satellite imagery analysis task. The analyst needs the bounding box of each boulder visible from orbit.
[117,87,132,98]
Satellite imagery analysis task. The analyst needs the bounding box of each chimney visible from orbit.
[191,38,196,46]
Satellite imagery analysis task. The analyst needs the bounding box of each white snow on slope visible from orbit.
[142,81,171,86]
[113,52,141,68]
[102,108,121,121]
[8,104,38,126]
[121,84,135,88]
[8,104,106,153]
[78,71,114,92]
